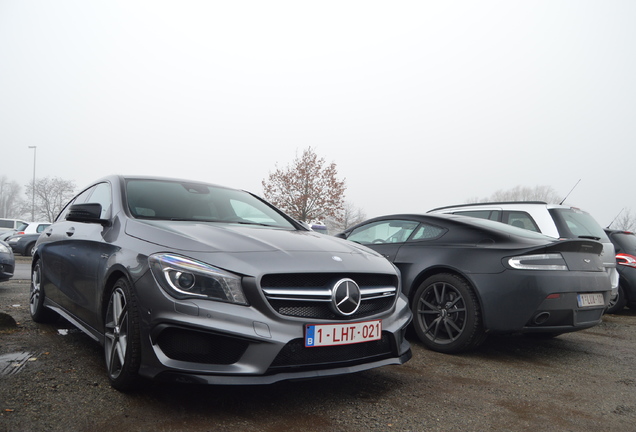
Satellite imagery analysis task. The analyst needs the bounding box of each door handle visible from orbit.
[66,227,75,237]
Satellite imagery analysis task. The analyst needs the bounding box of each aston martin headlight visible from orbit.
[149,253,248,304]
[508,253,568,271]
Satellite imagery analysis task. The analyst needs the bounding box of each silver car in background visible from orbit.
[31,175,412,390]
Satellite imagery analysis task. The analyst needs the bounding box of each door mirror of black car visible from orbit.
[334,232,347,239]
[66,203,109,225]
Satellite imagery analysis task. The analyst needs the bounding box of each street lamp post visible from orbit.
[28,146,36,221]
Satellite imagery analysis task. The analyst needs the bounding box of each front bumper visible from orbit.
[132,272,413,384]
[0,254,14,281]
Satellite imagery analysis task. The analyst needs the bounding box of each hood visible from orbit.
[124,220,393,277]
[125,219,376,256]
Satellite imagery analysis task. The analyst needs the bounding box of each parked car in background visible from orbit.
[5,221,51,256]
[336,213,611,353]
[0,230,16,242]
[428,202,619,297]
[0,240,14,282]
[6,233,41,256]
[31,175,412,390]
[14,221,51,235]
[604,229,636,313]
[0,218,27,234]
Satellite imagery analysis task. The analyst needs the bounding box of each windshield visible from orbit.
[125,179,296,229]
[549,208,609,241]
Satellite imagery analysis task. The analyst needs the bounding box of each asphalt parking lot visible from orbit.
[1,264,636,432]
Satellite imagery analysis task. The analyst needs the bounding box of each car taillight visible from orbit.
[616,253,636,268]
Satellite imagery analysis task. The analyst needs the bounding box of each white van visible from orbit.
[0,218,27,232]
[428,201,619,296]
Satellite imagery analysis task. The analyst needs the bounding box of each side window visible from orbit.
[56,187,92,222]
[503,211,540,232]
[57,183,111,221]
[36,224,50,233]
[409,223,446,241]
[454,210,501,221]
[348,220,419,245]
[86,182,112,219]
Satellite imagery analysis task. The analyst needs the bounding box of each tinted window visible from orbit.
[549,208,609,241]
[0,220,12,229]
[409,223,445,241]
[454,210,501,221]
[464,217,555,240]
[502,211,540,232]
[125,179,294,228]
[348,220,419,245]
[611,232,636,255]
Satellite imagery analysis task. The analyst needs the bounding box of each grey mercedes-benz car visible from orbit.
[30,175,412,390]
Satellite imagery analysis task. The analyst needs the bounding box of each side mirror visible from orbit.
[66,203,108,225]
[334,232,347,239]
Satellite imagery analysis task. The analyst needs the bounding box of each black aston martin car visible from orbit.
[337,214,612,353]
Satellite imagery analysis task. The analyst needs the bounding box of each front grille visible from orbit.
[261,273,398,320]
[269,332,395,371]
[156,327,248,365]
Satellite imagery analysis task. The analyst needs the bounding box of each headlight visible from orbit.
[149,253,248,304]
[507,253,568,271]
[0,243,10,254]
[7,237,20,244]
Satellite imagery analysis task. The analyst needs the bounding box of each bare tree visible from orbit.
[0,176,23,218]
[477,185,562,203]
[327,201,366,233]
[24,177,76,222]
[262,147,346,223]
[607,208,636,231]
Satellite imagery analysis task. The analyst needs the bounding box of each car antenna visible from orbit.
[559,179,581,205]
[606,208,624,229]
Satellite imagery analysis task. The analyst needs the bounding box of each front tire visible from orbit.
[24,242,36,257]
[104,277,141,391]
[411,273,486,354]
[29,260,57,323]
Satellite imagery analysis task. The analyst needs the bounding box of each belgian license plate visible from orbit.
[577,293,605,308]
[305,320,382,347]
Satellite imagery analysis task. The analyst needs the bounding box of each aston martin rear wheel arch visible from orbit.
[605,284,627,314]
[411,273,486,354]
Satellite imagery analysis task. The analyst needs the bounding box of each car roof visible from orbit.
[427,201,583,213]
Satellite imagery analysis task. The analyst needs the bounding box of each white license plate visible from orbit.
[305,320,382,347]
[577,293,605,308]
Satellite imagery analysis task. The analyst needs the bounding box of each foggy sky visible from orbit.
[1,1,635,226]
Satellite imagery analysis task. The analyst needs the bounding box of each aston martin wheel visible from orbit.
[29,260,57,323]
[411,273,486,354]
[104,277,141,391]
